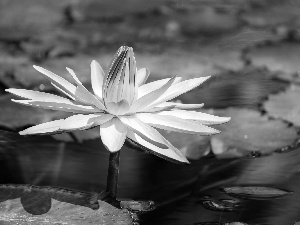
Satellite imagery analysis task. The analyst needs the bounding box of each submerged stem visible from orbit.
[106,151,120,206]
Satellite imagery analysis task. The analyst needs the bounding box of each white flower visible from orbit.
[6,46,230,163]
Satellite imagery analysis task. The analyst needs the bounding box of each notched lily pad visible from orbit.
[210,108,298,158]
[247,43,300,83]
[0,184,133,224]
[222,186,293,200]
[0,198,133,225]
[264,85,300,126]
[0,184,104,210]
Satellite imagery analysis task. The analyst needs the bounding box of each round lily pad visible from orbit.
[264,85,300,126]
[210,108,298,157]
[247,43,300,84]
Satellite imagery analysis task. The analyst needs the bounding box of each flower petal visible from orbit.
[120,115,170,147]
[138,77,182,98]
[12,99,102,113]
[137,113,220,135]
[127,130,189,164]
[60,114,113,130]
[6,88,71,103]
[91,60,105,99]
[19,114,113,135]
[105,100,130,115]
[33,65,77,98]
[130,76,176,113]
[157,110,231,125]
[147,76,210,109]
[66,67,106,110]
[136,68,150,86]
[51,82,76,100]
[154,102,204,110]
[100,117,127,152]
[20,119,65,135]
[104,46,136,104]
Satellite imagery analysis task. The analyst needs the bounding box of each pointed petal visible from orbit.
[60,114,113,130]
[91,60,105,99]
[138,77,182,98]
[120,115,171,147]
[66,67,83,85]
[157,110,231,125]
[155,102,204,110]
[6,88,71,103]
[130,76,176,113]
[51,82,76,100]
[12,99,102,113]
[100,117,127,152]
[147,76,211,109]
[66,67,106,110]
[104,46,136,104]
[137,113,220,135]
[128,50,137,104]
[20,119,65,135]
[140,105,175,113]
[127,130,189,164]
[20,114,113,135]
[33,65,76,97]
[136,68,150,86]
[104,46,129,103]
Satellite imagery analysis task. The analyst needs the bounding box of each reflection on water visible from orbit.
[0,71,298,225]
[180,68,287,109]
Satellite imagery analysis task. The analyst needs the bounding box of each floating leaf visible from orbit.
[0,184,107,210]
[264,85,300,126]
[248,43,300,83]
[0,184,133,224]
[0,199,133,225]
[210,108,298,158]
[223,186,292,200]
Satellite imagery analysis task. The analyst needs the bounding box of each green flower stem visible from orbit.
[106,151,120,205]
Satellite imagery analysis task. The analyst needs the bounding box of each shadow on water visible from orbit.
[0,71,298,224]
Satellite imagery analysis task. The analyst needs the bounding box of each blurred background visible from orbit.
[1,0,300,224]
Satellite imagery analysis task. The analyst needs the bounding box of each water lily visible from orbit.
[6,46,230,163]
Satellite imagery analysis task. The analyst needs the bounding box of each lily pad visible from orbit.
[223,186,292,200]
[247,43,300,84]
[264,85,300,126]
[0,198,133,225]
[209,108,298,157]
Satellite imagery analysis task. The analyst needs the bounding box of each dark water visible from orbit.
[0,72,298,225]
